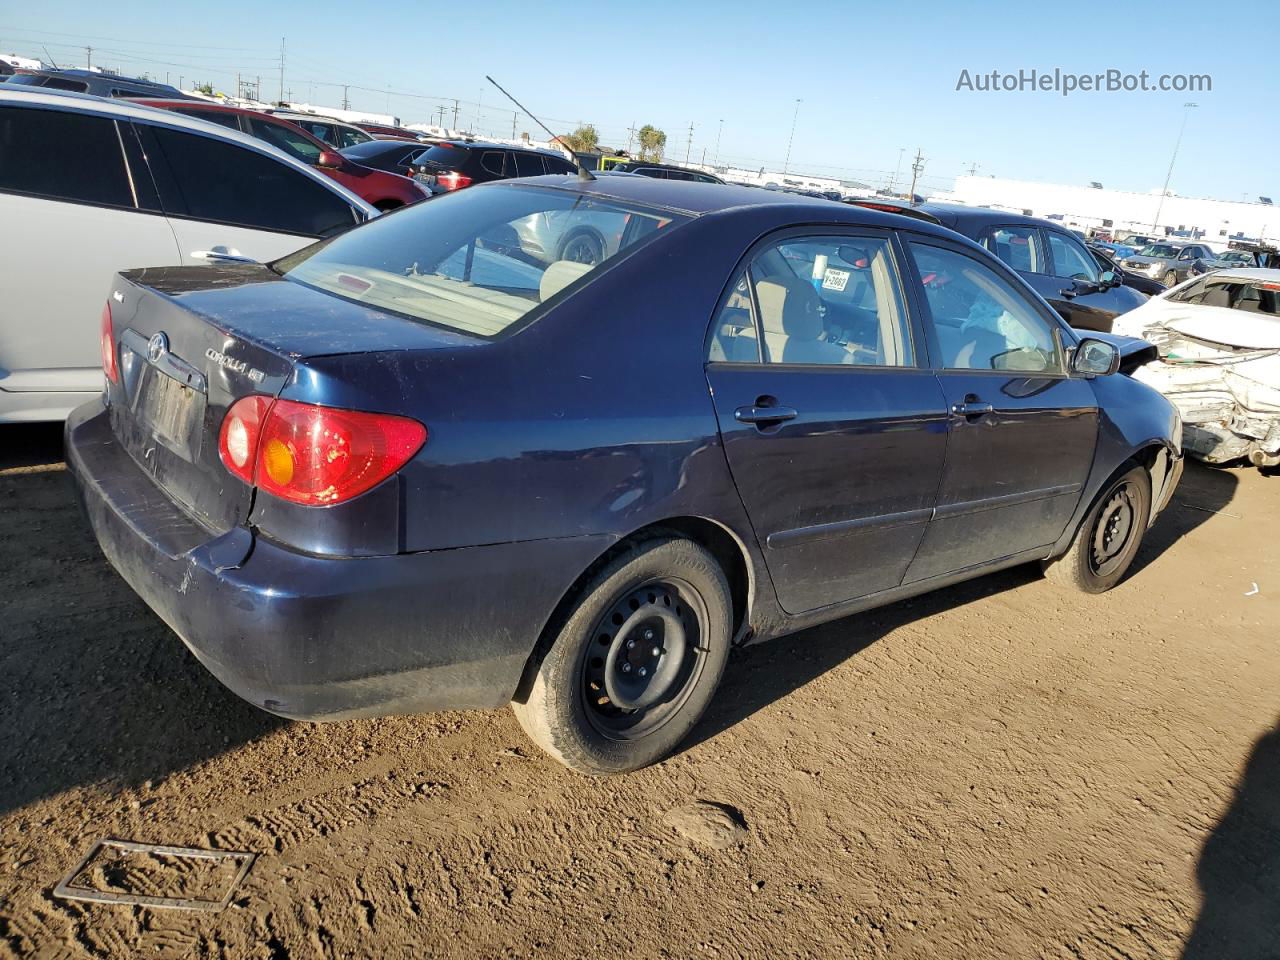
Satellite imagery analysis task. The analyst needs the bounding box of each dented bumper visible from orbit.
[65,398,612,721]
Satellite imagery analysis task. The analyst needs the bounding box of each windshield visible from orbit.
[1218,251,1255,265]
[277,184,688,338]
[1137,244,1180,258]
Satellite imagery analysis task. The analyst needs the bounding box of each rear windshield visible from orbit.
[1169,278,1280,314]
[277,184,688,338]
[417,144,468,167]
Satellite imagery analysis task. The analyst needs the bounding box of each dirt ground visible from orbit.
[1,421,1277,959]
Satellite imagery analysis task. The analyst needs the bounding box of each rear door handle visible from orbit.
[735,405,799,425]
[951,401,994,418]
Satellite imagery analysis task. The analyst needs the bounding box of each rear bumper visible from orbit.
[66,399,613,721]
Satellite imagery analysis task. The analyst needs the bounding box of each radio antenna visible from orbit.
[485,75,595,182]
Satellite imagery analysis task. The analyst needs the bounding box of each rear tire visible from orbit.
[512,537,732,776]
[558,231,604,266]
[1042,464,1151,593]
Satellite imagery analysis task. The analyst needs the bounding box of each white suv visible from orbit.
[0,89,377,422]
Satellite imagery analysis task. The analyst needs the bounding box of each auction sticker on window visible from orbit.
[822,267,850,292]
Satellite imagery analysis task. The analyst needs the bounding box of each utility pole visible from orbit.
[341,85,350,110]
[626,122,636,154]
[512,111,518,139]
[436,105,445,128]
[783,98,801,174]
[967,160,979,176]
[178,75,184,91]
[685,122,694,165]
[85,46,92,69]
[908,148,925,205]
[278,38,285,104]
[715,119,723,167]
[452,99,460,128]
[1151,102,1197,232]
[236,73,241,100]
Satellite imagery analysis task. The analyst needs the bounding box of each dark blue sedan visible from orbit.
[68,175,1184,775]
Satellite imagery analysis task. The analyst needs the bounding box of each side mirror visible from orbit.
[1101,270,1120,289]
[317,150,342,169]
[1072,337,1121,377]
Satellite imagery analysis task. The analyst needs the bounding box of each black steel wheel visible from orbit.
[582,578,709,740]
[1043,464,1151,593]
[512,537,732,775]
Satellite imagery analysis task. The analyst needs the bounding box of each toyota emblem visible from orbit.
[147,332,169,363]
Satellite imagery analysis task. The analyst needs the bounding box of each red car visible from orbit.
[131,99,429,210]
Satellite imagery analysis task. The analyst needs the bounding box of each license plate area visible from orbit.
[134,362,204,460]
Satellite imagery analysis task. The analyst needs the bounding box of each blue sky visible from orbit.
[3,1,1274,200]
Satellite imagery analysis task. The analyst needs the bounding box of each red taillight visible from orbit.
[218,397,427,505]
[218,395,272,485]
[100,301,118,384]
[436,170,472,191]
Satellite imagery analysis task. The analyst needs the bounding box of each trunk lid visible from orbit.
[105,262,477,534]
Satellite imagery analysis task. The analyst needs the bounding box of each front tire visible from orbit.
[1042,465,1151,593]
[558,231,604,266]
[1163,270,1178,287]
[512,537,732,776]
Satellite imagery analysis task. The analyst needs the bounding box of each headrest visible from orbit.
[539,260,594,302]
[756,277,823,340]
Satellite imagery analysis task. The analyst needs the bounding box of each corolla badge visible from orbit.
[147,332,169,363]
[205,346,266,383]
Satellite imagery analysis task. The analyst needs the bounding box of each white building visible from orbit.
[929,175,1278,248]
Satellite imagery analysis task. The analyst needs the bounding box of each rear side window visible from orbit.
[39,76,90,92]
[546,156,576,175]
[711,235,914,367]
[480,151,505,176]
[0,106,132,207]
[980,226,1044,274]
[144,125,355,236]
[511,152,545,177]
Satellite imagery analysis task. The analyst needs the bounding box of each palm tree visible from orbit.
[561,124,600,154]
[637,125,666,161]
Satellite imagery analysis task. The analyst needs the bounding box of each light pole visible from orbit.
[1151,102,1197,232]
[783,99,801,174]
[889,147,905,193]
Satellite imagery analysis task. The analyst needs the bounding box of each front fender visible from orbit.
[1049,371,1182,557]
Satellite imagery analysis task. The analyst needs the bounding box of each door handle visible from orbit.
[735,404,798,425]
[950,400,994,419]
[190,249,257,264]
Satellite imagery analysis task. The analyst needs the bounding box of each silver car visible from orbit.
[1122,241,1214,287]
[0,89,375,422]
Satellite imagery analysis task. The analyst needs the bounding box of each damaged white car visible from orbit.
[1112,268,1280,468]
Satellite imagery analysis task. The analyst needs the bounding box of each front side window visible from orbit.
[248,117,324,164]
[911,242,1063,373]
[0,106,132,207]
[277,185,686,339]
[146,125,355,237]
[709,235,914,367]
[981,226,1044,274]
[335,126,372,149]
[1047,232,1100,282]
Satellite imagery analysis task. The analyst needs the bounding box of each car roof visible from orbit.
[434,139,565,159]
[492,174,956,234]
[0,87,377,215]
